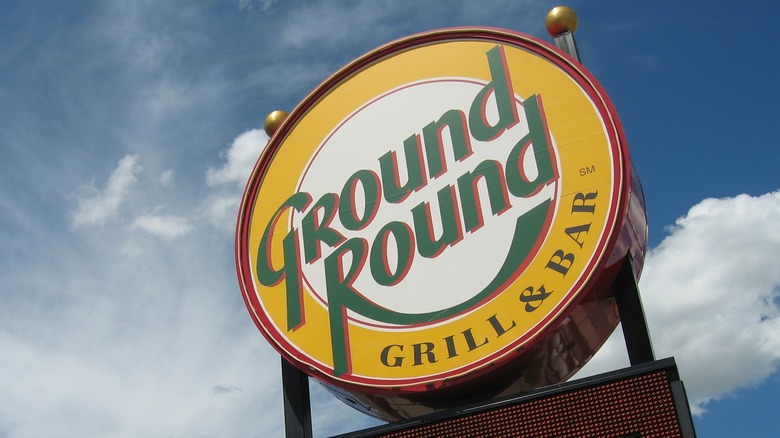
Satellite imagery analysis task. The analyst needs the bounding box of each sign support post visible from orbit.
[282,358,313,438]
[614,257,656,365]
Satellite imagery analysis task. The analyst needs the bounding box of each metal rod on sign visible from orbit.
[545,6,581,62]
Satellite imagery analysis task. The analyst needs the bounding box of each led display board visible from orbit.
[332,359,696,438]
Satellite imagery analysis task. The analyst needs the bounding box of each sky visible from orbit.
[0,0,778,437]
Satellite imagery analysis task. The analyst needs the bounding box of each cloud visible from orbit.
[206,129,267,188]
[212,384,242,395]
[276,0,545,53]
[203,129,269,233]
[279,1,395,50]
[0,319,284,438]
[578,191,780,415]
[159,170,175,186]
[642,191,780,412]
[94,1,182,74]
[71,154,142,228]
[238,0,278,11]
[201,194,242,233]
[132,213,193,240]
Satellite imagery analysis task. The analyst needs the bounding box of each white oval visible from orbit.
[293,79,556,324]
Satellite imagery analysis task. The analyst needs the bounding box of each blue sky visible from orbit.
[1,1,778,437]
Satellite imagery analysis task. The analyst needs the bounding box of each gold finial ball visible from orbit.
[545,6,578,37]
[264,110,289,137]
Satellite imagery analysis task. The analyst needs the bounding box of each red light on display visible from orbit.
[333,359,695,438]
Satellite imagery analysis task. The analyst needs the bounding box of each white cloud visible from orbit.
[578,191,780,415]
[202,194,242,233]
[71,154,142,228]
[244,61,333,100]
[203,129,269,233]
[132,213,193,240]
[0,318,284,437]
[277,0,544,52]
[94,1,180,73]
[280,1,388,49]
[159,169,175,186]
[1,188,285,438]
[206,129,267,188]
[642,191,780,412]
[239,0,278,11]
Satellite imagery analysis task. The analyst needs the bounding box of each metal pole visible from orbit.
[545,6,581,62]
[553,32,580,62]
[281,357,313,438]
[613,257,656,365]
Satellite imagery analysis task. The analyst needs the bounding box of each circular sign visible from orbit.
[236,28,646,420]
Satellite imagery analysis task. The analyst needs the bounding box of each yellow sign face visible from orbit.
[236,29,627,392]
